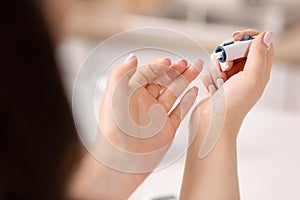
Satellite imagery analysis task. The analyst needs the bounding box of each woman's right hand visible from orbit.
[180,29,274,200]
[190,30,274,144]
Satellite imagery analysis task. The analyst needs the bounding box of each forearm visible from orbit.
[66,153,149,200]
[180,127,240,200]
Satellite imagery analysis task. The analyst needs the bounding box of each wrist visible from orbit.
[182,128,239,200]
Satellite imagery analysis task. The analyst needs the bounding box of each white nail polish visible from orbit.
[263,31,273,51]
[216,78,224,88]
[208,84,217,95]
[220,62,229,71]
[124,53,135,63]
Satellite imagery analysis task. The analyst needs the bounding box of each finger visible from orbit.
[244,31,273,81]
[169,86,198,129]
[147,59,187,97]
[157,59,202,112]
[200,62,216,94]
[108,54,138,87]
[232,29,260,41]
[129,57,171,91]
[207,59,227,89]
[145,57,172,81]
[146,84,161,98]
[225,58,246,79]
[150,57,171,66]
[145,58,172,97]
[221,61,234,72]
[200,72,218,95]
[154,59,188,86]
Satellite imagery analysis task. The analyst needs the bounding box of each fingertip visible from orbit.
[233,29,260,41]
[112,54,138,80]
[152,57,171,66]
[192,86,199,95]
[191,59,203,73]
[263,31,274,50]
[243,32,269,78]
[232,30,241,37]
[177,59,187,66]
[248,31,274,58]
[124,53,136,64]
[171,59,188,71]
[123,54,138,70]
[164,57,172,65]
[130,55,138,65]
[232,32,242,41]
[184,86,198,101]
[249,32,268,53]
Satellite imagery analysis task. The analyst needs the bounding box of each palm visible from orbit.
[98,57,201,154]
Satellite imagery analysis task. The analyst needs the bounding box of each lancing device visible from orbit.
[211,34,256,70]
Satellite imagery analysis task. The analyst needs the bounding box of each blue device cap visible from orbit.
[215,45,226,63]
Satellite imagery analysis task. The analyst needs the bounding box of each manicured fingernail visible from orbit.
[232,30,242,40]
[232,30,241,37]
[178,59,187,66]
[208,84,217,95]
[124,53,135,63]
[220,62,229,71]
[193,86,199,94]
[216,78,224,88]
[164,57,171,65]
[188,86,199,98]
[192,59,203,73]
[263,31,273,51]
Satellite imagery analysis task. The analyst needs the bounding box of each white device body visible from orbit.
[212,35,256,63]
[220,39,252,62]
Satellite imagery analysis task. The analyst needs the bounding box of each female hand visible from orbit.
[191,29,274,143]
[68,55,203,200]
[180,29,274,200]
[98,55,202,168]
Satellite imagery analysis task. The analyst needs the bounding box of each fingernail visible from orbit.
[232,30,242,40]
[193,86,199,94]
[232,30,241,37]
[192,59,203,73]
[208,84,217,95]
[189,86,199,97]
[178,59,187,66]
[164,57,171,65]
[124,53,135,63]
[220,62,229,71]
[175,59,187,67]
[263,31,273,51]
[216,78,224,88]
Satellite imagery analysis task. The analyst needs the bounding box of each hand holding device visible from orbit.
[211,34,256,71]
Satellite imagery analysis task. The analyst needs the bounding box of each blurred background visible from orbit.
[54,0,300,199]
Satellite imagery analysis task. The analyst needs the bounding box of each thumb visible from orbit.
[244,31,273,80]
[108,53,138,85]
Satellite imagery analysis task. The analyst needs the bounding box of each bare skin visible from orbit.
[180,29,274,200]
[67,57,202,199]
